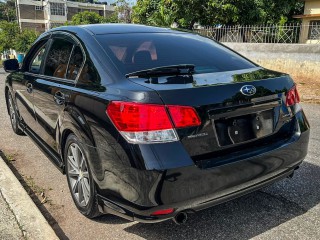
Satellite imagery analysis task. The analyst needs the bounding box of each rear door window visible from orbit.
[43,38,73,78]
[66,45,84,80]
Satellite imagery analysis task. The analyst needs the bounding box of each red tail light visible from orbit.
[106,101,201,143]
[168,105,201,128]
[286,85,300,107]
[150,208,174,216]
[106,102,173,132]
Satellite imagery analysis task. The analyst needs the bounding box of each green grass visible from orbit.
[5,153,17,162]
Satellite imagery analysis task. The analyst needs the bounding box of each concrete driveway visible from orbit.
[0,68,320,240]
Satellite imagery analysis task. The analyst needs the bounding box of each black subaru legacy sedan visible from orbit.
[3,24,309,224]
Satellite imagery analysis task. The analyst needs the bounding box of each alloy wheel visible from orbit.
[8,96,17,129]
[67,143,91,207]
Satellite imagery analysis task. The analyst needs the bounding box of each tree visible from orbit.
[14,29,39,53]
[0,21,19,52]
[259,0,304,24]
[115,0,132,23]
[132,0,173,27]
[71,11,106,25]
[132,0,304,29]
[70,10,120,25]
[0,0,16,21]
[105,13,119,23]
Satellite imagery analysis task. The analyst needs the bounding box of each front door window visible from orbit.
[29,45,47,74]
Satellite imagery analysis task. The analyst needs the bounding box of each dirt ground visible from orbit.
[294,75,320,104]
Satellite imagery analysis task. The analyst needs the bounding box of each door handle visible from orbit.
[26,83,33,94]
[53,91,65,105]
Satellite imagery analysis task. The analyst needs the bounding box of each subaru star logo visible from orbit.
[240,85,256,96]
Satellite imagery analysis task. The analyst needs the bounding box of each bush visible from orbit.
[14,29,39,53]
[71,11,106,25]
[0,21,19,52]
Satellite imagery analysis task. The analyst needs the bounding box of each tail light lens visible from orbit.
[107,102,172,132]
[106,101,201,144]
[286,85,300,107]
[168,105,201,128]
[151,208,174,216]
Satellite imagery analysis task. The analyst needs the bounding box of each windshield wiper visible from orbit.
[125,64,195,78]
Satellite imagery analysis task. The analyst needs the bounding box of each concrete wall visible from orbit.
[17,0,115,32]
[300,0,320,43]
[67,7,78,21]
[19,4,44,20]
[304,0,320,15]
[224,43,320,101]
[21,22,46,32]
[300,19,320,44]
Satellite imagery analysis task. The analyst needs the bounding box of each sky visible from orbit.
[105,0,137,5]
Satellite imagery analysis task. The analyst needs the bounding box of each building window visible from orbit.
[50,3,66,16]
[308,21,320,40]
[35,6,44,11]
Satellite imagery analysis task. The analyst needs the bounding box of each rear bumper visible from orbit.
[98,164,298,223]
[97,110,310,223]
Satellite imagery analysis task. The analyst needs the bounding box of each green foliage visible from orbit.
[71,11,106,25]
[14,29,39,53]
[70,1,134,25]
[0,21,39,53]
[0,0,16,21]
[132,0,172,27]
[105,13,119,23]
[115,0,132,23]
[132,0,304,29]
[70,9,121,25]
[259,0,303,24]
[0,21,19,52]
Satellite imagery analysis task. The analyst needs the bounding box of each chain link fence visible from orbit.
[194,23,320,44]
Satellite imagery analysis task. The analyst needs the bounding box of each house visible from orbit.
[16,0,115,32]
[294,0,320,43]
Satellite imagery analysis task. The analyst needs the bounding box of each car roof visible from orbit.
[51,24,181,35]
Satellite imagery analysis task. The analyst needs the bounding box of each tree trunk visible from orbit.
[188,19,196,30]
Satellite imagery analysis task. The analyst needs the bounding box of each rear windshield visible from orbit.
[95,33,256,75]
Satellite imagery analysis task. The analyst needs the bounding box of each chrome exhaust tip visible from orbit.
[173,212,188,225]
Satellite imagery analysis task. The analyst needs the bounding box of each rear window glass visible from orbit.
[96,33,256,75]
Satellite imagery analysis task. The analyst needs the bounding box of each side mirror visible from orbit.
[3,59,19,73]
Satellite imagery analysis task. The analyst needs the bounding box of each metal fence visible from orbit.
[194,23,320,44]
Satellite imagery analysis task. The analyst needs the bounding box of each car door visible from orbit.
[12,37,49,132]
[32,33,84,155]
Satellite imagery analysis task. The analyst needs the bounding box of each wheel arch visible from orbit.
[59,114,98,174]
[60,128,74,167]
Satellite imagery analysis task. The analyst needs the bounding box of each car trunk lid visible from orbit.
[128,67,296,161]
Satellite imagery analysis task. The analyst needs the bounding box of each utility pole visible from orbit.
[15,0,21,31]
[41,0,43,31]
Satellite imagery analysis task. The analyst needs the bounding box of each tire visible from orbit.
[64,134,100,218]
[7,92,25,135]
